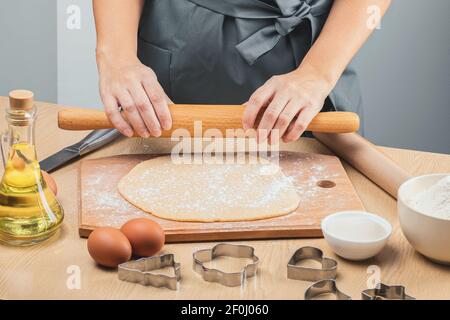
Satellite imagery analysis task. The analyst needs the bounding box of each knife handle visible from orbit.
[40,129,122,173]
[75,129,122,156]
[58,105,360,135]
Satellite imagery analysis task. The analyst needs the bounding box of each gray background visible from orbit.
[0,0,449,153]
[0,0,57,102]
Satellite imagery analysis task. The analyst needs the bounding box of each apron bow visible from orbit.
[275,2,311,36]
[188,0,331,65]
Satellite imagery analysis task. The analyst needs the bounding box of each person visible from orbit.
[93,0,391,143]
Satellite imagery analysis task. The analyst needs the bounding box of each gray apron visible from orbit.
[137,0,363,120]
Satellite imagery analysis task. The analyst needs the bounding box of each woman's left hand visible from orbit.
[242,66,334,144]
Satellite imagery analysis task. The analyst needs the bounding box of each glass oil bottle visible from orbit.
[0,90,64,246]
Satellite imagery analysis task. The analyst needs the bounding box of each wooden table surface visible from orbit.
[0,97,449,300]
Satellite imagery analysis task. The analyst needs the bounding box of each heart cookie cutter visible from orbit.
[362,283,415,300]
[287,246,338,282]
[118,253,181,290]
[305,279,351,300]
[193,243,259,287]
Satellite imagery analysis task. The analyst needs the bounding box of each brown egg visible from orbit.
[41,170,57,195]
[87,227,132,268]
[121,218,165,257]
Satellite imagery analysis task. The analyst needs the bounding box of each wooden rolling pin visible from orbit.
[58,104,360,136]
[313,132,412,199]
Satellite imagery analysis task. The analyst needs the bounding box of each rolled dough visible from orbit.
[117,155,300,222]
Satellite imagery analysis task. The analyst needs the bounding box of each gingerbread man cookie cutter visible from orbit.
[193,243,259,287]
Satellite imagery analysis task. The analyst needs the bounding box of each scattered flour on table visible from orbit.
[408,176,450,220]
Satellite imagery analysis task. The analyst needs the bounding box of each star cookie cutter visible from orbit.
[287,246,338,282]
[118,253,181,290]
[305,279,351,300]
[362,283,415,300]
[193,243,259,287]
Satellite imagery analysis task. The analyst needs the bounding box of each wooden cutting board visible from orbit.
[78,152,364,242]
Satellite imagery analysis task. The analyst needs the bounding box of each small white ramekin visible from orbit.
[321,211,392,261]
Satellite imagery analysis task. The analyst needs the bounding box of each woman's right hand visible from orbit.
[97,54,173,137]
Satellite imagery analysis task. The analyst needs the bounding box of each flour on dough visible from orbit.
[117,155,300,222]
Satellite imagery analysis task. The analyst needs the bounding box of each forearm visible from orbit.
[93,0,144,63]
[296,0,392,88]
[93,0,172,138]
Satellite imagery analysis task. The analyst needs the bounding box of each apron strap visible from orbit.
[187,0,332,65]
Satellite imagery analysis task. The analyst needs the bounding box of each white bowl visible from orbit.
[321,211,392,261]
[398,174,450,265]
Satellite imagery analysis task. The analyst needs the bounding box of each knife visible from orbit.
[39,129,122,172]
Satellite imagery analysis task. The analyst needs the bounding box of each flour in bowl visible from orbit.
[408,175,450,220]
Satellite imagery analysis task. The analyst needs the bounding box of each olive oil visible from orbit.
[0,90,64,246]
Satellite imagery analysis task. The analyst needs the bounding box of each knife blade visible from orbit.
[40,129,122,172]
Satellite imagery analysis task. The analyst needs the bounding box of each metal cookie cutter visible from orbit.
[193,243,259,287]
[305,279,351,300]
[287,246,337,282]
[118,254,181,290]
[362,283,415,300]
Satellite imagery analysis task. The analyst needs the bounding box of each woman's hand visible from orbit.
[242,65,333,144]
[97,53,173,137]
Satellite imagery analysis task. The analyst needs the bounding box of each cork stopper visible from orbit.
[9,90,34,110]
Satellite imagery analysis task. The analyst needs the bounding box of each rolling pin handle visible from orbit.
[58,105,360,135]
